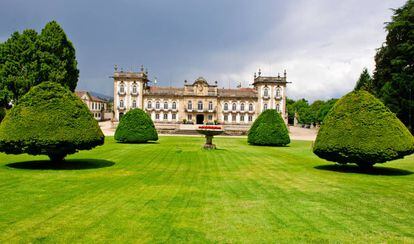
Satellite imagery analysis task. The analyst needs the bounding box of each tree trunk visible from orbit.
[48,153,67,163]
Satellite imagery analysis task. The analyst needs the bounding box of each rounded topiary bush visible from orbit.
[114,109,158,143]
[248,109,290,146]
[0,82,104,162]
[313,90,414,168]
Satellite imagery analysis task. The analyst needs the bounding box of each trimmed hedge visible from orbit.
[114,109,158,143]
[248,109,290,146]
[0,82,104,162]
[313,90,414,167]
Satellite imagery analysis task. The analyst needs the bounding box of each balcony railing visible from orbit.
[117,106,126,111]
[275,96,282,100]
[118,91,126,95]
[263,95,270,99]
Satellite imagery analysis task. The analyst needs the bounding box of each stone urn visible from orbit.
[196,125,224,149]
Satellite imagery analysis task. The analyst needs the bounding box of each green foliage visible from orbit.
[0,21,79,105]
[248,109,290,146]
[313,90,414,167]
[354,68,374,93]
[0,107,5,123]
[0,82,104,161]
[372,0,414,133]
[286,98,295,124]
[316,99,338,124]
[115,109,158,143]
[37,21,79,92]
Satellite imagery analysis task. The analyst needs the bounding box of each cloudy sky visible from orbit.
[0,0,406,101]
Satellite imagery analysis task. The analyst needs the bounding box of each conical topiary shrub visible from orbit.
[114,109,158,143]
[248,109,290,146]
[0,82,105,162]
[313,90,414,168]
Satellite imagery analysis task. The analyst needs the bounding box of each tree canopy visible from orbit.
[372,0,414,133]
[354,68,374,93]
[313,90,414,168]
[0,82,104,162]
[114,109,158,143]
[0,21,78,106]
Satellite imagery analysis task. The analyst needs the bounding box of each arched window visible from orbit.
[208,101,213,111]
[249,103,253,111]
[120,83,125,93]
[172,102,177,109]
[164,102,168,109]
[198,101,203,110]
[188,101,192,110]
[156,101,160,109]
[276,104,280,112]
[147,101,152,109]
[224,103,228,111]
[240,103,245,111]
[132,100,137,108]
[132,84,137,94]
[264,103,268,110]
[276,88,281,97]
[232,103,237,111]
[264,87,269,97]
[120,99,124,108]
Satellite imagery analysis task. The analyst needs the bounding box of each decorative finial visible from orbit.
[284,69,287,77]
[114,64,118,71]
[184,80,187,83]
[141,65,144,72]
[120,67,124,72]
[215,80,218,84]
[154,77,157,84]
[258,68,262,77]
[145,68,148,75]
[254,72,256,78]
[278,73,280,78]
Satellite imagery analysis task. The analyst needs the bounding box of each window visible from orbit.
[155,113,160,120]
[188,114,192,121]
[249,103,253,111]
[188,101,192,110]
[232,115,236,122]
[172,114,176,120]
[172,102,176,110]
[240,115,245,122]
[198,101,203,110]
[208,115,213,121]
[232,103,237,111]
[276,88,281,97]
[276,104,280,112]
[208,101,213,111]
[264,103,268,110]
[132,84,137,94]
[98,112,101,118]
[156,101,160,109]
[132,100,137,108]
[120,100,124,108]
[248,115,253,122]
[164,102,168,109]
[224,115,228,121]
[147,101,152,109]
[224,103,228,111]
[240,103,245,111]
[120,83,125,93]
[163,113,168,120]
[264,87,269,97]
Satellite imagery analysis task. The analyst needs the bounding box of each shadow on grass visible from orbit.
[116,141,159,145]
[6,159,115,170]
[314,164,412,176]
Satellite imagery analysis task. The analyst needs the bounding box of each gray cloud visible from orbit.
[0,0,406,101]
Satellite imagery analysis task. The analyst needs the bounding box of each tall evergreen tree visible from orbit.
[0,21,79,106]
[354,68,374,93]
[372,0,414,133]
[37,21,79,92]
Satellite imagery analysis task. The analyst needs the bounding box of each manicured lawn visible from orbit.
[0,136,413,242]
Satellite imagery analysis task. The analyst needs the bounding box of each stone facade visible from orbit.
[112,67,289,125]
[75,91,108,121]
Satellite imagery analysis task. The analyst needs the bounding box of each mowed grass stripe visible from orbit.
[0,136,413,242]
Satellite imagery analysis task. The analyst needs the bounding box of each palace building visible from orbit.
[112,66,289,125]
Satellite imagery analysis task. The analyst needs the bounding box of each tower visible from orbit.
[112,65,149,121]
[252,69,289,123]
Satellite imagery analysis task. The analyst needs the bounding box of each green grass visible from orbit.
[0,136,413,243]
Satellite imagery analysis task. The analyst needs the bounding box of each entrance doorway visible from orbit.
[196,114,204,124]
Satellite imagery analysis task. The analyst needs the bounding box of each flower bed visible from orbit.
[198,126,222,130]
